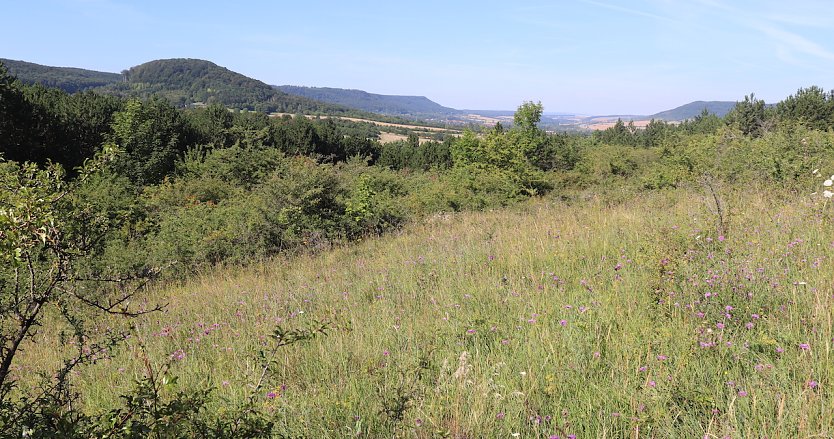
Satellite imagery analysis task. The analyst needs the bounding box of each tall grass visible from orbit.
[18,183,834,437]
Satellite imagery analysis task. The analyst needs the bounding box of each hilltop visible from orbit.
[1,58,359,114]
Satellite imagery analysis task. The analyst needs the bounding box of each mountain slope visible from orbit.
[648,100,736,120]
[103,58,350,113]
[0,58,121,93]
[2,58,360,114]
[276,85,458,117]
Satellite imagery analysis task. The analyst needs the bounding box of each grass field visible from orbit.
[19,184,834,437]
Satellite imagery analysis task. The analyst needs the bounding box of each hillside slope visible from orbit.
[0,58,121,93]
[24,187,833,436]
[276,85,458,117]
[648,100,736,120]
[102,58,351,113]
[1,58,360,114]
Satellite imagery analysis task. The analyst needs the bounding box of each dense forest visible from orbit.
[2,58,443,121]
[2,56,834,436]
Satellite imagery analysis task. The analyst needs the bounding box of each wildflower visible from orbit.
[415,419,423,427]
[737,390,748,397]
[718,235,725,242]
[560,319,568,327]
[824,190,833,198]
[383,350,390,356]
[716,322,725,329]
[745,322,754,329]
[808,380,819,389]
[170,349,185,361]
[593,351,600,358]
[776,347,784,354]
[496,412,506,420]
[267,391,277,399]
[825,179,833,187]
[656,354,667,361]
[647,380,656,388]
[467,329,477,334]
[800,343,811,351]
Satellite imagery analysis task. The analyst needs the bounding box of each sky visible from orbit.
[4,0,834,115]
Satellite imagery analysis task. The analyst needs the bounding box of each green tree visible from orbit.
[513,100,543,132]
[776,86,834,130]
[109,98,194,185]
[726,93,769,137]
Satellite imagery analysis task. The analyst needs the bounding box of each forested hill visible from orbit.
[0,58,121,93]
[99,59,355,114]
[276,85,459,117]
[647,100,737,120]
[1,58,361,115]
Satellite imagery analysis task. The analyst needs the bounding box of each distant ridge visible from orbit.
[276,85,459,117]
[648,100,736,120]
[0,57,747,126]
[1,58,358,114]
[0,58,121,93]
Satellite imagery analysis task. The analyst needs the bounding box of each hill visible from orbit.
[1,58,361,115]
[0,58,121,93]
[102,58,353,113]
[276,85,459,117]
[648,100,736,120]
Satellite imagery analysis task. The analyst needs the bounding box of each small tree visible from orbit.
[726,93,769,137]
[0,146,162,431]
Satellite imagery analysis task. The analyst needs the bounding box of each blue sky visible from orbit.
[4,0,834,114]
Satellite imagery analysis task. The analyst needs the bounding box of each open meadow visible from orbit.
[19,183,834,438]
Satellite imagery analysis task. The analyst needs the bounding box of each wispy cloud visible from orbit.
[694,0,834,64]
[754,24,834,62]
[579,0,677,24]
